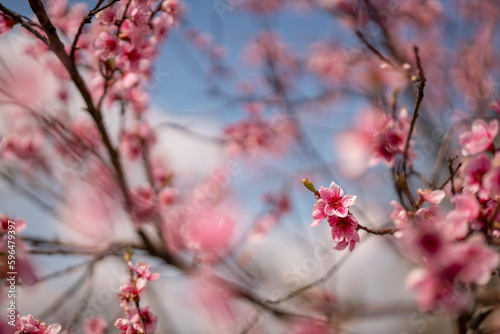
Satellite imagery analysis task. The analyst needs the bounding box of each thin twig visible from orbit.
[70,0,121,59]
[266,255,350,305]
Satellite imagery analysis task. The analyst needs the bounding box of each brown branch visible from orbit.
[0,4,48,44]
[357,224,397,236]
[27,0,131,210]
[266,254,350,305]
[355,30,406,76]
[402,46,426,170]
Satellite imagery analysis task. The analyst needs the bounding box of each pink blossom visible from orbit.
[406,266,469,311]
[371,127,406,164]
[310,201,326,227]
[451,193,480,221]
[490,99,500,114]
[456,235,500,285]
[161,0,181,18]
[129,262,160,281]
[445,210,470,240]
[1,131,44,161]
[118,281,145,307]
[415,205,446,227]
[159,187,179,206]
[403,226,448,262]
[83,316,107,334]
[127,306,158,334]
[370,108,414,167]
[336,108,414,177]
[1,238,37,284]
[318,181,356,217]
[334,232,360,252]
[14,314,61,334]
[0,214,26,233]
[70,118,101,150]
[416,188,446,204]
[120,123,156,160]
[223,111,296,156]
[0,13,15,36]
[459,119,498,156]
[96,6,117,26]
[483,152,500,196]
[462,153,491,197]
[336,108,391,177]
[94,32,120,60]
[390,200,409,237]
[328,213,358,242]
[114,318,136,334]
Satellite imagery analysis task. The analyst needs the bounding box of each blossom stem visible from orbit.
[357,224,396,236]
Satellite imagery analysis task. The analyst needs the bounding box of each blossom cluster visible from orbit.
[309,181,359,252]
[336,107,415,178]
[223,103,296,157]
[388,119,500,310]
[13,314,61,334]
[115,260,160,334]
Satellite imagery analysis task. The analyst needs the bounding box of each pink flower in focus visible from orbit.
[14,314,61,334]
[459,119,498,156]
[310,201,326,227]
[83,316,107,334]
[334,232,360,252]
[127,306,158,334]
[318,181,356,217]
[328,213,358,243]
